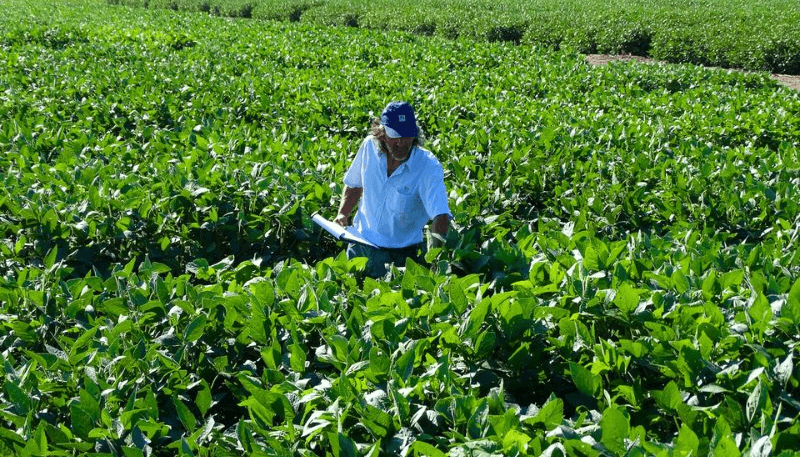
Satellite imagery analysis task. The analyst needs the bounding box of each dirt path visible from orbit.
[585,54,800,91]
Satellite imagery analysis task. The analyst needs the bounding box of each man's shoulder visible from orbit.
[361,135,382,152]
[413,146,444,169]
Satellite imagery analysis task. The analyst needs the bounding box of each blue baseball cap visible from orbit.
[381,101,418,138]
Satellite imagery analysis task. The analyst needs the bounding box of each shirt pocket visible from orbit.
[387,186,415,215]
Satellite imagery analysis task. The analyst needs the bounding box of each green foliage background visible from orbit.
[108,0,800,74]
[1,0,799,456]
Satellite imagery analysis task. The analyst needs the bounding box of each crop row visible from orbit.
[2,0,800,455]
[109,0,800,75]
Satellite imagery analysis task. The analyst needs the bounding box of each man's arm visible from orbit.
[335,186,363,226]
[429,214,450,248]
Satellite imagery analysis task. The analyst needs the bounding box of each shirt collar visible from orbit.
[396,146,417,171]
[379,142,416,174]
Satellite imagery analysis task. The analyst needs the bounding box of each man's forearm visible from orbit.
[335,186,363,226]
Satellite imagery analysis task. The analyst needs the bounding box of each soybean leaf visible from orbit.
[184,315,207,343]
[196,380,212,417]
[675,424,699,456]
[784,278,800,325]
[600,407,629,455]
[173,397,197,431]
[613,283,640,316]
[569,362,602,398]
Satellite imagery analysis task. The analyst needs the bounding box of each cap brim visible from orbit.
[384,125,402,138]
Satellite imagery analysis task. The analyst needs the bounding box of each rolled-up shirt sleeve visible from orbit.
[420,163,452,221]
[343,138,368,188]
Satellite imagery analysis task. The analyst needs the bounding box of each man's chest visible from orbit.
[366,153,419,191]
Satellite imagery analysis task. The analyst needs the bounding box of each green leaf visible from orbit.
[473,330,497,359]
[328,431,358,457]
[775,352,794,388]
[187,258,213,280]
[394,343,415,383]
[359,404,393,438]
[326,334,350,363]
[613,283,640,315]
[196,380,212,417]
[675,423,699,456]
[569,362,602,398]
[276,267,301,300]
[702,271,720,299]
[100,297,128,318]
[449,279,469,314]
[14,235,26,256]
[409,441,446,457]
[508,342,533,370]
[0,425,25,450]
[9,320,38,343]
[248,302,268,345]
[261,340,281,370]
[564,437,601,456]
[461,297,491,341]
[525,395,563,430]
[33,421,48,455]
[654,381,684,411]
[289,343,307,373]
[671,270,690,294]
[600,407,629,455]
[211,255,234,272]
[502,428,532,452]
[390,383,410,423]
[748,293,772,325]
[44,246,58,270]
[746,380,768,424]
[237,420,254,454]
[122,257,137,277]
[79,388,102,423]
[173,397,197,431]
[784,277,800,325]
[111,319,134,341]
[4,379,31,416]
[715,436,741,457]
[156,352,180,371]
[70,403,94,440]
[180,438,196,457]
[583,245,603,270]
[369,346,390,376]
[467,398,489,439]
[489,408,519,438]
[183,315,207,343]
[720,269,744,291]
[40,421,69,448]
[248,278,275,309]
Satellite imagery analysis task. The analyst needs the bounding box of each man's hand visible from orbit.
[336,186,363,227]
[429,214,450,248]
[334,213,350,227]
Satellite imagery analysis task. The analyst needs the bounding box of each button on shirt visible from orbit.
[344,136,452,249]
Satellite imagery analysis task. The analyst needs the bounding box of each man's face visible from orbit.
[385,136,414,160]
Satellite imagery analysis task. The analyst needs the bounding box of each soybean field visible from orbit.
[1,1,800,456]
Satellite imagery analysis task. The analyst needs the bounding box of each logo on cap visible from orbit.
[399,115,406,122]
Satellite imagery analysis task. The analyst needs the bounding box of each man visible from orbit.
[335,101,451,277]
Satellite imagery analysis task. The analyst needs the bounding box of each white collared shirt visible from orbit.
[344,136,452,249]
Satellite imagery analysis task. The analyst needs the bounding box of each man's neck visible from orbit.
[387,147,412,176]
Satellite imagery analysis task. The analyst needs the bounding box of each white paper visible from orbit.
[312,214,380,249]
